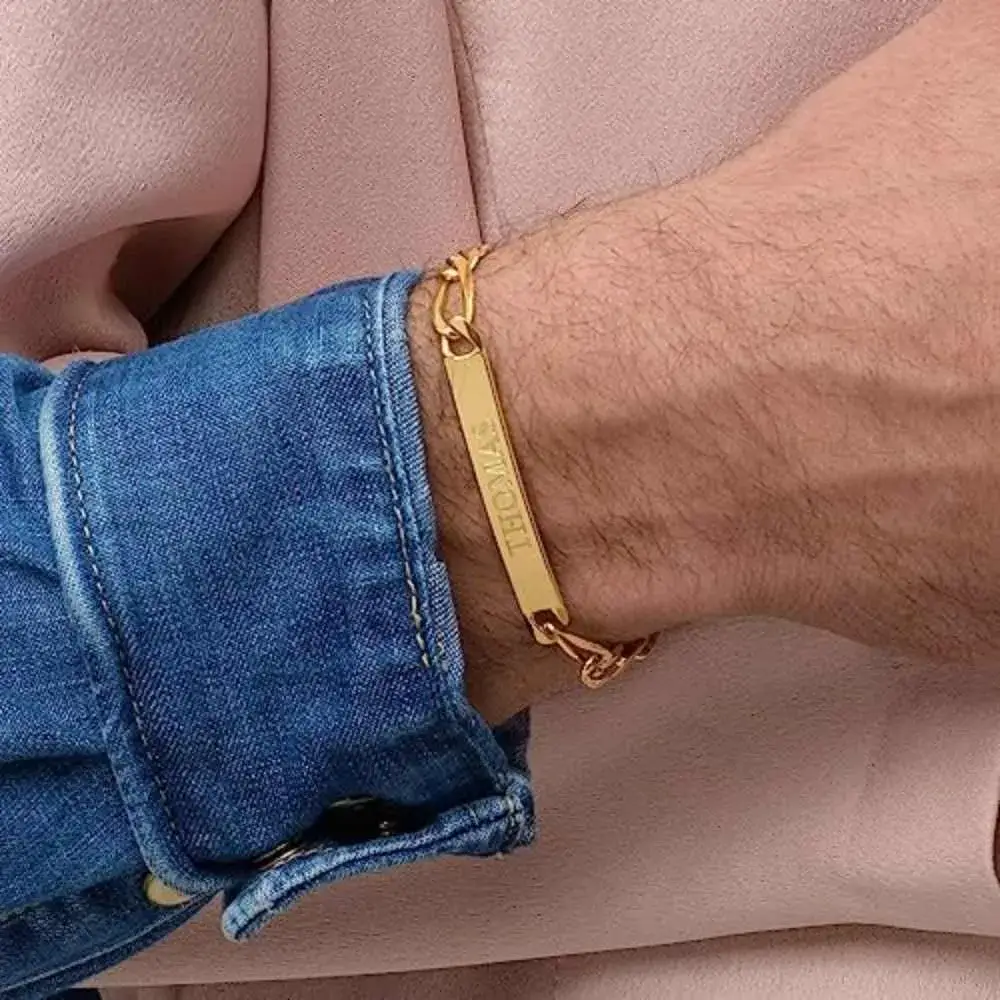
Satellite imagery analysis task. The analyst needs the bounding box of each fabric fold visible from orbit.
[5,272,533,994]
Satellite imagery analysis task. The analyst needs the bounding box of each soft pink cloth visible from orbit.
[0,0,266,359]
[13,0,1000,995]
[98,927,1000,1000]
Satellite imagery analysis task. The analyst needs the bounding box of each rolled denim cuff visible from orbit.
[38,272,533,941]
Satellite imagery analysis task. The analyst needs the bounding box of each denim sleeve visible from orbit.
[0,272,533,999]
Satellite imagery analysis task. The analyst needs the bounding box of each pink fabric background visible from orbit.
[100,928,1000,1000]
[11,0,1000,994]
[0,0,266,359]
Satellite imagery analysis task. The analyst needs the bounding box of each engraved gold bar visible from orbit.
[443,346,569,644]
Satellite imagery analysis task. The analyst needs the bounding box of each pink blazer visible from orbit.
[12,0,1000,994]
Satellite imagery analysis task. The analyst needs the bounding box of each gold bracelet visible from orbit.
[431,246,659,689]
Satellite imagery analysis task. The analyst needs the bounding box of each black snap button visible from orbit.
[254,797,432,872]
[315,796,427,845]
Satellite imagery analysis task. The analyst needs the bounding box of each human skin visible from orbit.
[408,0,1000,723]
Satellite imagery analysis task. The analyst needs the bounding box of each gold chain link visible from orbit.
[432,245,489,356]
[432,246,659,689]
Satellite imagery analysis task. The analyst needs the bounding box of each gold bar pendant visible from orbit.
[443,346,569,643]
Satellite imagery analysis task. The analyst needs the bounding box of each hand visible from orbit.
[411,0,1000,723]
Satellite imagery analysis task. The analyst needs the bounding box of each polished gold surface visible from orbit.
[432,248,658,687]
[443,347,569,643]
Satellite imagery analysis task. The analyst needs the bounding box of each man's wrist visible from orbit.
[407,207,755,720]
[409,270,581,723]
[414,0,1000,687]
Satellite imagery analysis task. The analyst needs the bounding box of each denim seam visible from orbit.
[503,790,525,844]
[66,369,186,853]
[373,281,448,673]
[371,279,490,781]
[234,806,501,939]
[375,274,516,804]
[362,295,432,671]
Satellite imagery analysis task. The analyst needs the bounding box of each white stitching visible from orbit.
[361,282,516,802]
[67,371,187,849]
[363,295,432,670]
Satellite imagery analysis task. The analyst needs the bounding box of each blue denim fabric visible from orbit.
[0,273,533,999]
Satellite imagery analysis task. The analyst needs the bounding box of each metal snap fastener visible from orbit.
[256,837,311,871]
[317,796,408,844]
[252,798,432,874]
[323,797,433,841]
[143,873,194,908]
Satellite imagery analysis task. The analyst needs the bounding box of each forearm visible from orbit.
[412,0,1000,719]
